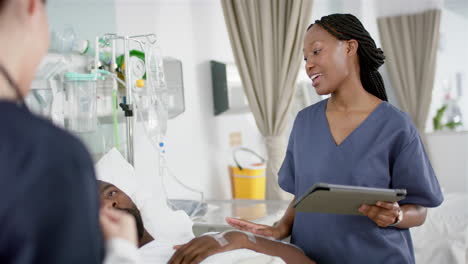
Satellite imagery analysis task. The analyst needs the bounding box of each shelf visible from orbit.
[426,130,468,136]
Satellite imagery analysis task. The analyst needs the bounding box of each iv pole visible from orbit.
[97,33,157,166]
[123,36,135,165]
[95,34,205,218]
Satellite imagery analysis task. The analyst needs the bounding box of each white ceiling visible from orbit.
[445,0,468,18]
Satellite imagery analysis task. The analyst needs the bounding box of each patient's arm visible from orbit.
[168,231,315,264]
[240,233,316,264]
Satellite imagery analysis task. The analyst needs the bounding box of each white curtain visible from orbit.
[221,0,313,199]
[378,9,441,133]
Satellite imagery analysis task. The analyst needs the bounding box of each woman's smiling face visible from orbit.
[303,24,354,96]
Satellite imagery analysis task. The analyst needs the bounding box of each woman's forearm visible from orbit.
[275,199,296,239]
[395,204,427,229]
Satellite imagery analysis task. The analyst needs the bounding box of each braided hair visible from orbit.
[308,14,388,101]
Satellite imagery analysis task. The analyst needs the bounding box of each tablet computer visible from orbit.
[293,183,407,215]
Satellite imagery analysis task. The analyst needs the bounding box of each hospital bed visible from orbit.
[96,148,287,263]
[138,193,468,264]
[96,148,467,264]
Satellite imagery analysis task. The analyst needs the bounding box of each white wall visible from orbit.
[425,9,468,194]
[46,0,116,43]
[46,0,467,198]
[304,0,468,194]
[426,9,468,132]
[360,1,468,194]
[426,132,468,193]
[115,0,420,199]
[115,0,264,200]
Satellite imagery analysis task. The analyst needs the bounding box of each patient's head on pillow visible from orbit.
[98,180,154,247]
[95,148,195,244]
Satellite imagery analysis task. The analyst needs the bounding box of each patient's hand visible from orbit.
[225,217,285,240]
[169,232,247,264]
[100,207,138,246]
[359,201,400,227]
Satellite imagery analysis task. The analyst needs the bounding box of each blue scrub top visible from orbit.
[0,101,104,263]
[279,99,443,264]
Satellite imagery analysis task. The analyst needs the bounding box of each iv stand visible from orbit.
[123,36,135,165]
[95,34,206,218]
[98,33,157,166]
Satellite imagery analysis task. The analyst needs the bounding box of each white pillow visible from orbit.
[95,148,194,244]
[95,148,138,201]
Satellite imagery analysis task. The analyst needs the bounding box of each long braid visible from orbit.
[308,14,388,101]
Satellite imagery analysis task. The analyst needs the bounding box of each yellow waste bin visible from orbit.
[229,148,266,200]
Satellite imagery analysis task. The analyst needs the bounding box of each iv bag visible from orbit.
[142,95,167,147]
[133,35,205,219]
[147,45,166,91]
[141,42,169,143]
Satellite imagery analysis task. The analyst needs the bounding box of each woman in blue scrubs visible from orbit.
[227,13,443,264]
[0,0,105,263]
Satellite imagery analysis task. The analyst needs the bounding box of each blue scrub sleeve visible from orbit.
[278,115,299,195]
[391,135,444,207]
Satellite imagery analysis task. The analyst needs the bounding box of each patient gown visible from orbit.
[279,99,443,264]
[0,101,103,263]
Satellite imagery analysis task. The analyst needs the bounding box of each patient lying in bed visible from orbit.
[98,180,315,264]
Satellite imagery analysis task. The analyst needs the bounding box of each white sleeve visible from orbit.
[103,238,139,264]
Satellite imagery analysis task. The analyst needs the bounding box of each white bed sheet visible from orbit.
[139,241,285,264]
[411,193,468,264]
